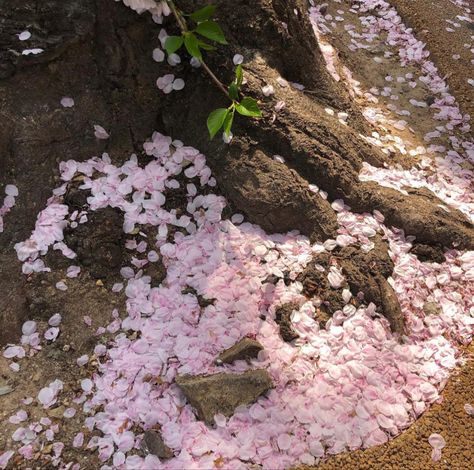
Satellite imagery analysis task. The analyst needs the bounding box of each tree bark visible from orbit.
[158,0,474,334]
[1,0,473,338]
[161,0,474,250]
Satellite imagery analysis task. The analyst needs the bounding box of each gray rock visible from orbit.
[176,370,273,425]
[143,430,173,460]
[217,338,264,364]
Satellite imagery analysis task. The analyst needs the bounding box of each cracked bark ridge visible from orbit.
[161,0,474,253]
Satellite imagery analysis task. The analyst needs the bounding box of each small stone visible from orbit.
[62,344,71,352]
[176,370,273,425]
[423,302,441,316]
[47,406,65,419]
[0,385,13,396]
[263,274,279,285]
[217,338,264,364]
[42,444,53,455]
[143,430,173,460]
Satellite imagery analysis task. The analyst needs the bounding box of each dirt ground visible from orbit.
[304,344,474,470]
[0,0,473,468]
[302,1,474,467]
[389,0,474,119]
[0,270,122,468]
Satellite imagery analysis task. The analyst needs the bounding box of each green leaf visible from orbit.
[207,108,229,139]
[228,83,239,101]
[165,35,184,55]
[197,40,215,51]
[223,109,234,137]
[184,33,202,60]
[196,20,227,45]
[235,97,262,117]
[189,4,216,22]
[235,64,243,87]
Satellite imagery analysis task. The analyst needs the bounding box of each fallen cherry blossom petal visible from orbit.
[93,125,110,140]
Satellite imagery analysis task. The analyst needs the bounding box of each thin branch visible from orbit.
[167,0,188,32]
[166,0,231,100]
[200,61,230,98]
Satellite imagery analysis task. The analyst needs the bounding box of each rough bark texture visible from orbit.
[159,0,473,333]
[0,0,160,345]
[161,0,474,251]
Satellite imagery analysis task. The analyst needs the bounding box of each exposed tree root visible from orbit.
[161,0,474,334]
[165,0,473,248]
[298,237,406,336]
[2,0,471,336]
[213,149,339,241]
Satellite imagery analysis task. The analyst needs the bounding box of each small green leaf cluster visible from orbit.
[164,2,262,141]
[164,5,226,61]
[207,65,261,140]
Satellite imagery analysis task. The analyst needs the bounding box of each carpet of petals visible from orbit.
[1,0,473,469]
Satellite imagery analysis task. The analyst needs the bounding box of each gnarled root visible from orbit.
[298,237,406,336]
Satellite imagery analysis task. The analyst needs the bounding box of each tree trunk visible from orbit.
[161,0,473,250]
[1,0,473,338]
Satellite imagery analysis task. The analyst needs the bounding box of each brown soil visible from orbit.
[0,269,126,469]
[389,0,474,119]
[302,344,474,470]
[298,237,406,336]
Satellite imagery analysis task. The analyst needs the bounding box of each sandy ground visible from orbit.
[305,344,474,469]
[389,0,474,119]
